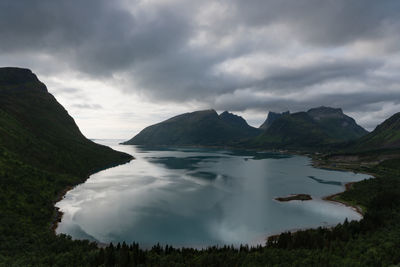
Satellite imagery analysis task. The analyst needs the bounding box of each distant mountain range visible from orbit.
[124,106,373,150]
[252,107,369,150]
[123,110,261,146]
[1,67,397,155]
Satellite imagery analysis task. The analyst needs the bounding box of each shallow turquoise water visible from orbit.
[56,140,370,248]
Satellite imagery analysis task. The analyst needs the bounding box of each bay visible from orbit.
[55,140,370,248]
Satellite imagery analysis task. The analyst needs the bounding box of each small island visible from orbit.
[275,194,312,202]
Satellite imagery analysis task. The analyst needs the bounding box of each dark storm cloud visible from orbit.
[230,0,400,46]
[0,0,399,127]
[213,90,400,113]
[0,0,193,74]
[251,59,382,91]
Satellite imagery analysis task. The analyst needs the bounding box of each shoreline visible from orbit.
[52,144,370,248]
[265,181,365,243]
[51,156,134,234]
[311,156,374,217]
[265,156,373,242]
[51,186,73,232]
[322,182,364,216]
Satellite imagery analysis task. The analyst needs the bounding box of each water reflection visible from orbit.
[56,140,370,248]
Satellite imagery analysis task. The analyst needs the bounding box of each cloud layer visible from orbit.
[1,0,400,136]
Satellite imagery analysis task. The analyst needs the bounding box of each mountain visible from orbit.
[0,67,133,264]
[351,112,400,151]
[125,106,367,149]
[219,111,261,136]
[307,107,368,141]
[252,107,368,150]
[253,111,331,149]
[0,67,132,176]
[123,110,261,146]
[259,111,289,130]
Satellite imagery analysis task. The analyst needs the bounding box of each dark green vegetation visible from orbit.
[124,106,367,150]
[352,112,400,151]
[275,194,312,202]
[259,110,289,130]
[123,110,261,146]
[252,107,368,150]
[0,68,132,176]
[314,112,400,171]
[0,67,132,265]
[1,67,400,266]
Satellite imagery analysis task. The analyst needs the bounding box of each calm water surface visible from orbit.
[56,140,370,248]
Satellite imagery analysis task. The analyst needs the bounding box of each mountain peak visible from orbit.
[0,67,47,92]
[124,109,260,146]
[219,111,259,134]
[259,110,290,130]
[307,106,343,120]
[219,111,247,125]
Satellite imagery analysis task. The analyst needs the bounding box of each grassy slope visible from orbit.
[352,112,400,151]
[0,85,131,177]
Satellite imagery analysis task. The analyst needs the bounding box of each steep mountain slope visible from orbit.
[219,111,261,136]
[307,107,368,141]
[123,110,260,146]
[352,112,400,150]
[253,112,332,149]
[253,107,368,150]
[259,111,289,130]
[0,67,132,176]
[0,67,133,264]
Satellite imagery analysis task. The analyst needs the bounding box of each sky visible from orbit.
[1,0,400,139]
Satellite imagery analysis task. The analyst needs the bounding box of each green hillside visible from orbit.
[0,68,132,176]
[253,112,331,149]
[219,111,261,136]
[253,107,368,150]
[259,111,289,130]
[352,112,400,151]
[307,107,368,141]
[0,67,132,265]
[123,110,260,146]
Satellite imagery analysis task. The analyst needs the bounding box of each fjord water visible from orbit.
[56,140,369,248]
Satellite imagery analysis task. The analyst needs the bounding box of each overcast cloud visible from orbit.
[1,0,400,138]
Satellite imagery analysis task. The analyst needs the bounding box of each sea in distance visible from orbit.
[55,140,370,248]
